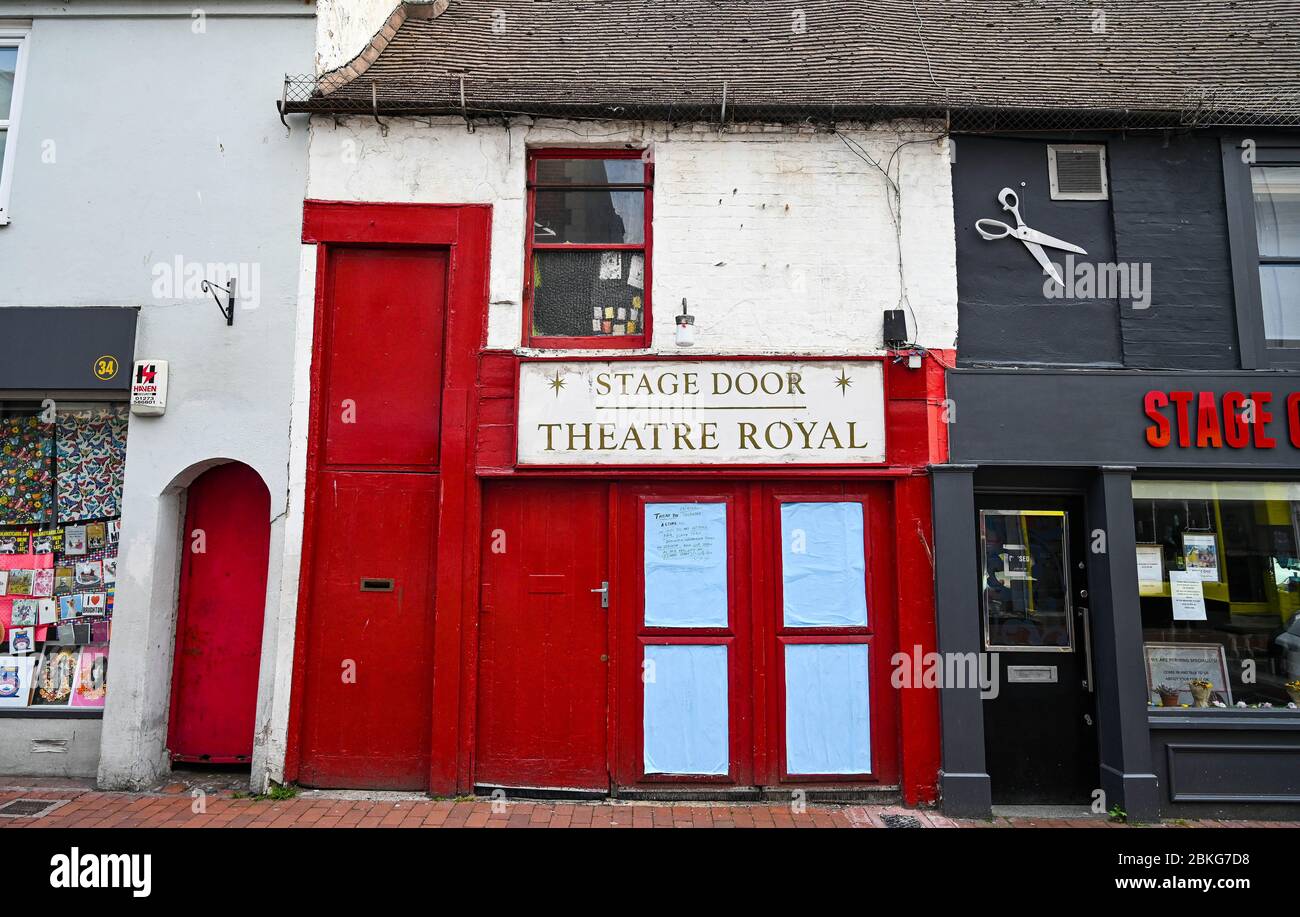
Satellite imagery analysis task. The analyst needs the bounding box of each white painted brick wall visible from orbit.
[306,117,958,354]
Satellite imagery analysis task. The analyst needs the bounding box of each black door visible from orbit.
[977,496,1098,804]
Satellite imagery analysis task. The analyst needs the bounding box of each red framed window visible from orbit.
[524,148,653,349]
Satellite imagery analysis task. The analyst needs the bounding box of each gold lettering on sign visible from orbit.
[522,361,883,465]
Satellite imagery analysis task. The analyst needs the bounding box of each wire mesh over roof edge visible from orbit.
[279,75,1300,133]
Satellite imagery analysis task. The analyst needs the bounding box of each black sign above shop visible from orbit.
[0,308,138,392]
[947,369,1300,468]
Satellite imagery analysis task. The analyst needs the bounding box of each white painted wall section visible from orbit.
[305,117,959,355]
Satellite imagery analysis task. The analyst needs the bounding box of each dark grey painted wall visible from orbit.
[1110,135,1239,370]
[0,307,137,391]
[953,135,1121,366]
[1150,715,1300,818]
[952,133,1240,370]
[948,369,1300,468]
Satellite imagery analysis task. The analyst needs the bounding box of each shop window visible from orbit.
[1222,140,1300,367]
[524,149,651,348]
[0,402,127,713]
[0,26,30,224]
[1132,481,1300,711]
[979,510,1073,651]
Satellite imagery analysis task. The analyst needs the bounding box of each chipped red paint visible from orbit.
[289,197,947,802]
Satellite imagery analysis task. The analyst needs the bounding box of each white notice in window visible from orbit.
[1168,570,1208,621]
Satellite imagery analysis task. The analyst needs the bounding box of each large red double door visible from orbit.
[476,479,899,792]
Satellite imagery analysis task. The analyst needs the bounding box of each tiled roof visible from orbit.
[288,0,1300,127]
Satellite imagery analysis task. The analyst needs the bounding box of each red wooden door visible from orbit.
[297,471,439,789]
[167,462,271,762]
[297,244,449,789]
[759,482,899,787]
[613,483,754,788]
[476,481,610,790]
[322,248,447,468]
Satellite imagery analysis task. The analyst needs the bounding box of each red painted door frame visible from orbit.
[286,201,490,795]
[286,201,944,803]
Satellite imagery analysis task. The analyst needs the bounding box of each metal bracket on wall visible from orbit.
[371,81,388,135]
[277,74,291,131]
[459,75,475,134]
[201,278,236,327]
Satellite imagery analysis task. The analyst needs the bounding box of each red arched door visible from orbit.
[167,462,271,762]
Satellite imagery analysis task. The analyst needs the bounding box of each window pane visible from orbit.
[533,190,644,244]
[535,157,643,186]
[1253,166,1300,258]
[1261,264,1300,348]
[0,47,17,121]
[785,643,871,774]
[643,644,729,775]
[980,510,1072,649]
[781,502,868,627]
[1133,481,1300,709]
[644,503,728,628]
[531,250,644,337]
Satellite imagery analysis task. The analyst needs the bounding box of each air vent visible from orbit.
[0,798,64,818]
[1047,144,1109,200]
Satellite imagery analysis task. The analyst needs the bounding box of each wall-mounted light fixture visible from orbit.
[675,298,696,347]
[201,278,237,327]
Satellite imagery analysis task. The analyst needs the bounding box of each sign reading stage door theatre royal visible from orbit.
[517,360,886,465]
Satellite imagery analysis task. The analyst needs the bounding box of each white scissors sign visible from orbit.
[976,187,1087,285]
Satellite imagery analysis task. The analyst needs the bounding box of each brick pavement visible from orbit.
[0,779,1293,828]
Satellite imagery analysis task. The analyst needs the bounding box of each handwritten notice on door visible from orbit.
[1168,570,1208,621]
[644,503,728,628]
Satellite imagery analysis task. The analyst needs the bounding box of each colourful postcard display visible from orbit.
[70,645,108,708]
[6,569,34,596]
[8,627,35,654]
[57,594,83,621]
[0,655,36,707]
[31,645,78,706]
[11,599,37,626]
[0,530,29,554]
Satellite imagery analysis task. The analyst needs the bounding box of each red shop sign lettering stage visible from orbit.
[1144,390,1300,449]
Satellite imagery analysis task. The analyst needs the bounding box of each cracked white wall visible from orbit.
[314,0,400,74]
[305,117,959,354]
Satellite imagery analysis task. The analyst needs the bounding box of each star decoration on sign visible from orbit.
[547,371,566,396]
[834,371,853,395]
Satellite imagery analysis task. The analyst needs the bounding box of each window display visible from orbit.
[0,402,125,712]
[1133,480,1300,709]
